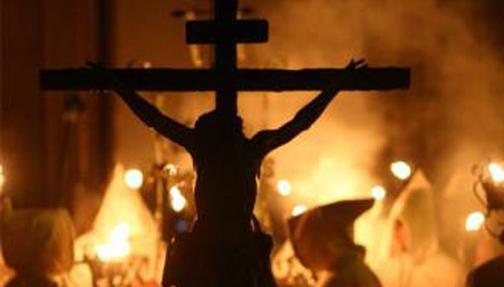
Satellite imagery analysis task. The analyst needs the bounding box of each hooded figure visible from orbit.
[288,199,382,287]
[377,170,465,287]
[1,208,75,287]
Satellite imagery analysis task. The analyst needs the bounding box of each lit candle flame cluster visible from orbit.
[461,162,504,234]
[276,161,414,217]
[275,179,307,216]
[96,223,132,262]
[123,167,188,213]
[368,160,413,202]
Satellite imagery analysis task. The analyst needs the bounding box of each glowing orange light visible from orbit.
[291,204,307,217]
[391,161,412,180]
[96,223,132,262]
[163,163,178,176]
[124,169,144,189]
[371,185,387,201]
[0,165,5,191]
[277,180,292,196]
[170,186,187,213]
[465,212,485,232]
[488,163,504,183]
[142,62,152,69]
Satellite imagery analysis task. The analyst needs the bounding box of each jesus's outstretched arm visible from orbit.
[251,59,366,156]
[88,63,194,150]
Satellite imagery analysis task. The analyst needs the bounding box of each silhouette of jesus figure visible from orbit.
[91,59,366,287]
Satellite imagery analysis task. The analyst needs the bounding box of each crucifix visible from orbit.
[41,0,410,115]
[41,1,410,285]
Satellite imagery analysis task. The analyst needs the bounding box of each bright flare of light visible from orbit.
[96,223,132,262]
[170,186,187,213]
[291,204,307,217]
[465,212,485,232]
[277,180,292,196]
[488,163,504,183]
[163,163,178,176]
[390,161,412,180]
[371,185,387,201]
[142,62,152,69]
[0,165,5,190]
[124,169,144,189]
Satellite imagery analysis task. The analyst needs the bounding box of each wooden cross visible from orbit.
[41,0,410,115]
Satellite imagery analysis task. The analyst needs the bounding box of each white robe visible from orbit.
[376,171,466,287]
[378,251,465,287]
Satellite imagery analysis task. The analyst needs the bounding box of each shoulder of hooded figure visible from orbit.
[329,260,382,287]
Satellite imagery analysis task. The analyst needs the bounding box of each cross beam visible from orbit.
[40,0,410,115]
[41,68,409,91]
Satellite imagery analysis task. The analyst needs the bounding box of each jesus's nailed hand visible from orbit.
[327,58,368,91]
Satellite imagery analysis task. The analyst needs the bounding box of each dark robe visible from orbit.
[466,255,504,287]
[318,250,382,287]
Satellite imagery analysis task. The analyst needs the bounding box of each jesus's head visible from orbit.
[194,110,245,151]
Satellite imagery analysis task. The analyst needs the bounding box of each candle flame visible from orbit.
[465,212,485,232]
[170,186,187,213]
[291,204,307,217]
[96,223,132,262]
[488,163,504,183]
[124,169,144,189]
[277,179,292,196]
[163,163,178,176]
[371,185,387,201]
[391,161,412,180]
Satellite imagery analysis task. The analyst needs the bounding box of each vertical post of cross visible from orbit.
[214,0,239,115]
[185,0,269,115]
